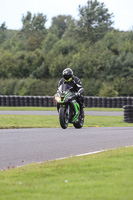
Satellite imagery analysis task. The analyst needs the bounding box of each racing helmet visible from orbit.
[62,68,73,82]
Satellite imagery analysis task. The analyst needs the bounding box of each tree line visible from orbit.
[0,0,133,97]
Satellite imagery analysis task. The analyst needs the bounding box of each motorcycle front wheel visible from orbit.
[59,106,68,129]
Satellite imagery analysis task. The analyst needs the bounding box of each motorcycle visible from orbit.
[55,83,84,129]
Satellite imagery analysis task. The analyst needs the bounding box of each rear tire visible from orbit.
[59,107,68,129]
[73,110,84,129]
[73,118,84,129]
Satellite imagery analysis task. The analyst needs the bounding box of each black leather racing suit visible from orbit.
[58,76,85,108]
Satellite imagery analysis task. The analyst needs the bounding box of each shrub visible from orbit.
[99,83,118,97]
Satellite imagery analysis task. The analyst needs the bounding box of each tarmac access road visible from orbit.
[0,127,133,170]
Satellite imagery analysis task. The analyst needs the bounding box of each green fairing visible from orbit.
[57,92,80,123]
[60,92,71,103]
[72,103,80,122]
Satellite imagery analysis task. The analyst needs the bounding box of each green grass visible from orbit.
[85,115,133,127]
[85,107,123,111]
[0,107,57,111]
[0,146,133,200]
[0,115,132,129]
[0,107,123,111]
[0,115,59,129]
[0,107,131,128]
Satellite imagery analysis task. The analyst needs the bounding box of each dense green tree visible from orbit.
[50,15,73,39]
[82,78,101,96]
[104,31,120,55]
[19,11,47,50]
[31,53,50,79]
[99,82,118,97]
[14,50,44,78]
[114,77,133,96]
[0,22,7,44]
[78,0,114,42]
[0,51,17,78]
[0,78,18,95]
[1,5,133,97]
[14,78,58,96]
[68,51,87,78]
[49,53,69,77]
[42,32,59,53]
[51,38,77,56]
[105,52,133,80]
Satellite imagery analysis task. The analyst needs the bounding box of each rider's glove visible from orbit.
[75,92,80,96]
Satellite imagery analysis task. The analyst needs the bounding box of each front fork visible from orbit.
[65,104,70,119]
[57,103,70,119]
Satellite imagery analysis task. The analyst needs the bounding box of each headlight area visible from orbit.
[55,96,60,102]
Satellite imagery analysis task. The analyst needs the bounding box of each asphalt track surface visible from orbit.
[0,110,123,116]
[0,126,133,170]
[0,110,133,170]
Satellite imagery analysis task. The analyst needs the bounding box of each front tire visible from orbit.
[59,107,68,129]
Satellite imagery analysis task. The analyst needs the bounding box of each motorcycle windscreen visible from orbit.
[58,83,73,93]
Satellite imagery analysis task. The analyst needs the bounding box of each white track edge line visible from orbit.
[1,145,133,171]
[51,145,133,161]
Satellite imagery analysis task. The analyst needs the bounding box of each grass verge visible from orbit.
[0,146,133,200]
[0,107,123,111]
[0,107,57,111]
[0,115,132,129]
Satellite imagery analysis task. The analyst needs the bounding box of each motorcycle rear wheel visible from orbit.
[73,110,84,129]
[73,118,84,129]
[59,106,68,129]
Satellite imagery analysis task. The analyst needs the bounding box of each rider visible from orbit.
[58,68,85,118]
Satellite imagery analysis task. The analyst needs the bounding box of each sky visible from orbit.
[0,0,133,31]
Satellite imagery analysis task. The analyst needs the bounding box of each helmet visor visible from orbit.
[63,74,72,81]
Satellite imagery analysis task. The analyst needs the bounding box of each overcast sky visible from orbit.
[0,0,133,31]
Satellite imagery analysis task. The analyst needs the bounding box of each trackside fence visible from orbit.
[0,95,133,108]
